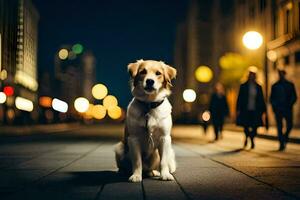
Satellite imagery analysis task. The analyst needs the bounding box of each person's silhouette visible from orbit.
[236,67,266,149]
[270,69,297,151]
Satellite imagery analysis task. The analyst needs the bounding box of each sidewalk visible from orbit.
[224,123,300,143]
[0,123,81,135]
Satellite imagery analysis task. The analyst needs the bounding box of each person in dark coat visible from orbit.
[236,67,266,149]
[270,69,297,151]
[209,83,229,141]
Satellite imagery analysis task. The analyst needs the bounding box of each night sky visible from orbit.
[33,0,188,107]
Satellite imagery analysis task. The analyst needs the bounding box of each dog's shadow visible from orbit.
[67,171,128,186]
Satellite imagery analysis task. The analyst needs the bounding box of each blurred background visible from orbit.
[0,0,299,127]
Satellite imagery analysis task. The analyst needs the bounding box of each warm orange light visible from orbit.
[92,105,106,120]
[92,84,108,100]
[103,95,118,109]
[39,96,52,108]
[107,106,122,120]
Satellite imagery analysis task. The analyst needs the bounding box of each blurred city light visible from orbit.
[58,48,69,60]
[0,69,7,80]
[108,106,122,119]
[72,43,84,54]
[103,95,118,109]
[39,96,52,108]
[267,50,277,62]
[92,84,108,100]
[84,104,94,119]
[92,104,106,120]
[15,96,34,112]
[202,110,211,122]
[183,89,196,103]
[3,86,14,96]
[52,98,68,113]
[0,92,6,104]
[74,97,89,113]
[195,66,213,83]
[242,31,263,50]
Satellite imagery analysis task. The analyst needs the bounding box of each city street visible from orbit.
[0,125,300,200]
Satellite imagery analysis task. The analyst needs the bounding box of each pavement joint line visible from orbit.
[141,180,146,200]
[176,143,300,200]
[94,184,105,200]
[4,143,103,198]
[172,174,193,200]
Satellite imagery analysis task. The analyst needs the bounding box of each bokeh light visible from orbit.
[0,69,7,80]
[39,96,52,108]
[183,89,196,103]
[108,106,122,119]
[103,95,118,109]
[92,84,108,100]
[202,111,211,122]
[195,66,213,83]
[58,48,69,60]
[0,92,7,104]
[242,31,263,50]
[92,105,106,120]
[74,97,89,113]
[3,86,14,96]
[52,98,68,113]
[72,43,84,54]
[15,96,34,112]
[267,50,277,62]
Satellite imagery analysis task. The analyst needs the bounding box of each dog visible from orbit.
[115,59,177,182]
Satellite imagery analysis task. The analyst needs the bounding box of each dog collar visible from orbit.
[136,99,165,110]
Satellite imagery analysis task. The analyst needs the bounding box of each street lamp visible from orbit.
[183,89,196,103]
[242,31,263,50]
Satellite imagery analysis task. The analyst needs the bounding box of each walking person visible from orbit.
[270,69,297,151]
[236,67,266,149]
[209,83,229,141]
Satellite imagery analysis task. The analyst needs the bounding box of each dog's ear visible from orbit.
[128,59,143,78]
[162,62,177,86]
[166,65,177,80]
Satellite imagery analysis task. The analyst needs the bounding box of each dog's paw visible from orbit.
[160,172,174,181]
[148,170,160,177]
[128,174,142,182]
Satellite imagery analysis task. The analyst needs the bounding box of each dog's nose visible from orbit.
[146,79,154,86]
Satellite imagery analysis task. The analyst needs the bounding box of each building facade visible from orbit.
[232,0,300,126]
[173,0,235,122]
[0,0,39,124]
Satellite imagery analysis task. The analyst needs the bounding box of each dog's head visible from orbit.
[128,59,177,102]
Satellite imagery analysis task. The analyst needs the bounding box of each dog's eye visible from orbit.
[140,69,147,75]
[155,71,162,76]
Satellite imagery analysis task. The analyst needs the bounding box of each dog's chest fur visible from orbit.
[126,98,172,150]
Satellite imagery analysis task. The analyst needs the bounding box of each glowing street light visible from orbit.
[195,66,213,83]
[72,43,84,54]
[183,89,196,103]
[0,92,7,104]
[58,48,69,60]
[103,95,118,109]
[242,31,263,50]
[92,84,108,100]
[74,97,89,113]
[92,104,107,120]
[108,106,122,120]
[15,97,34,112]
[52,98,68,113]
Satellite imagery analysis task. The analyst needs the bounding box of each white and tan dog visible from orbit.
[115,59,177,182]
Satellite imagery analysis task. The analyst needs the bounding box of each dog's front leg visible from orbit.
[159,135,174,181]
[128,137,142,182]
